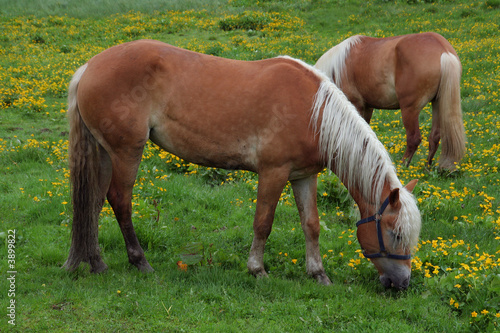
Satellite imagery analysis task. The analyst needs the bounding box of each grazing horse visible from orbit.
[315,32,466,171]
[63,40,421,289]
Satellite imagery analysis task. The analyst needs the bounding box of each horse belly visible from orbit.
[146,65,318,174]
[149,115,260,172]
[148,102,319,176]
[363,82,400,109]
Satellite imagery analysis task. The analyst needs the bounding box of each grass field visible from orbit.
[0,0,499,331]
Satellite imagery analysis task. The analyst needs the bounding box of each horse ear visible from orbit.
[389,188,400,207]
[404,179,418,193]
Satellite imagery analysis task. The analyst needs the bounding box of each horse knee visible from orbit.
[407,133,422,149]
[302,219,320,241]
[253,214,274,240]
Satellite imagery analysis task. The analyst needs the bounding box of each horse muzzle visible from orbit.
[379,269,411,290]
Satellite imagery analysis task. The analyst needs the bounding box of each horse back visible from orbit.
[345,32,457,109]
[76,40,324,177]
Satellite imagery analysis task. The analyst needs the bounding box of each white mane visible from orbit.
[314,35,362,87]
[311,79,398,206]
[278,55,421,250]
[312,79,421,250]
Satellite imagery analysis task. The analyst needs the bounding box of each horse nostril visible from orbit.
[400,277,410,290]
[380,275,410,290]
[394,277,410,290]
[380,275,392,288]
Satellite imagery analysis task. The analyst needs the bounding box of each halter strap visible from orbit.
[356,196,411,260]
[356,196,391,227]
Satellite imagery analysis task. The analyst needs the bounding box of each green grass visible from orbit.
[0,0,499,331]
[0,0,229,18]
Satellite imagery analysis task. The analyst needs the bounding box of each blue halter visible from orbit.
[356,197,411,260]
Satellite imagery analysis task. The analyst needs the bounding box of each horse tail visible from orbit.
[63,63,107,273]
[435,52,466,170]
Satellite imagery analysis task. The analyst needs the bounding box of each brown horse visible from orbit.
[63,40,421,289]
[315,32,466,171]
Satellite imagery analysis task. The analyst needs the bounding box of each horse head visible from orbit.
[355,180,420,290]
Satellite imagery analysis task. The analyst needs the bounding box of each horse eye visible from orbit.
[393,232,403,242]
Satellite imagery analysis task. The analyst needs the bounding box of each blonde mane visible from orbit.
[314,35,362,87]
[280,55,420,250]
[311,79,398,205]
[279,55,397,205]
[311,79,421,250]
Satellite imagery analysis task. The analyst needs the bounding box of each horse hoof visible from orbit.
[137,261,154,273]
[90,261,108,274]
[249,268,269,279]
[314,273,332,286]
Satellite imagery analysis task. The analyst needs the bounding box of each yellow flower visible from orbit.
[176,261,188,271]
[471,311,478,318]
[481,309,489,315]
[291,259,297,264]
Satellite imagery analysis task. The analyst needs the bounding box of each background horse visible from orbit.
[315,32,466,171]
[64,40,421,289]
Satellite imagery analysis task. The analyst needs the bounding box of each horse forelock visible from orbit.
[314,35,362,86]
[396,188,421,252]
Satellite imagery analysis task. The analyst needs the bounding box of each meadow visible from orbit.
[0,0,499,331]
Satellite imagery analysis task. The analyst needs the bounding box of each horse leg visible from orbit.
[291,175,332,285]
[106,152,153,272]
[427,100,441,166]
[90,148,113,272]
[350,97,373,124]
[247,168,289,278]
[360,107,374,124]
[400,107,422,167]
